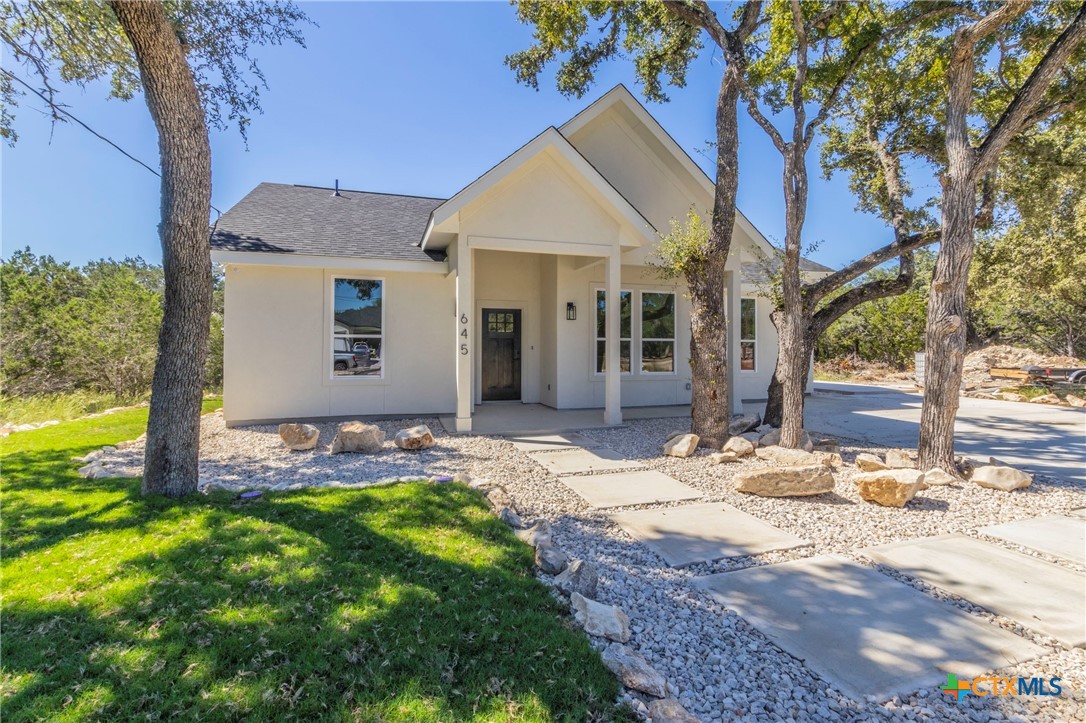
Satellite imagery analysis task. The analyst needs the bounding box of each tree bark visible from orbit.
[110,0,212,497]
[688,62,743,448]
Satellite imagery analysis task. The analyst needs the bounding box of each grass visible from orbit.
[0,391,148,426]
[0,403,624,721]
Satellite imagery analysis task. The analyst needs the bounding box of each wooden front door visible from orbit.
[481,308,521,401]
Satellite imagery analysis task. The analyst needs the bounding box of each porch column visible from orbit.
[604,246,622,425]
[455,245,473,432]
[725,270,744,415]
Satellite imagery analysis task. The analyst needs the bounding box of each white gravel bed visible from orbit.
[92,412,1085,721]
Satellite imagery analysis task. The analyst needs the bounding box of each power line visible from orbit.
[2,66,222,216]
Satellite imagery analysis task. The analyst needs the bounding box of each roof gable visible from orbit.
[421,127,656,251]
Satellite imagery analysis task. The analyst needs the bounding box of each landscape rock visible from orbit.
[600,643,668,697]
[394,424,436,450]
[812,450,844,469]
[329,421,384,454]
[1066,394,1086,408]
[738,431,762,448]
[535,542,569,575]
[884,449,916,469]
[278,423,320,451]
[972,465,1033,491]
[1031,393,1061,405]
[665,430,688,442]
[1001,392,1028,403]
[854,469,927,507]
[754,446,820,466]
[662,433,699,458]
[721,436,755,458]
[923,468,958,486]
[855,453,889,472]
[515,519,551,547]
[571,592,630,642]
[553,559,598,598]
[487,487,515,513]
[728,413,761,436]
[647,697,699,723]
[754,424,774,434]
[708,451,740,464]
[498,507,524,528]
[758,427,814,452]
[734,464,835,497]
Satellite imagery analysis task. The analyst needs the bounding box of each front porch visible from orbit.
[439,402,692,436]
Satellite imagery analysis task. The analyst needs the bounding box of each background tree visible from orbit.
[508,0,761,447]
[2,1,308,496]
[915,1,1086,472]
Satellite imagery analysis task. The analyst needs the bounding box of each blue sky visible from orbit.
[2,1,917,270]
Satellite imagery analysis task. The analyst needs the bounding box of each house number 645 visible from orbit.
[459,313,469,355]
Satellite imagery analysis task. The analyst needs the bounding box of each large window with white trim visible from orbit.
[332,277,383,377]
[740,297,756,372]
[595,289,632,374]
[640,291,676,373]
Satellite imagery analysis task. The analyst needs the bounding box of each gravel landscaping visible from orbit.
[91,411,1086,722]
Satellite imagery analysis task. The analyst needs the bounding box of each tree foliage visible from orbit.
[0,0,310,142]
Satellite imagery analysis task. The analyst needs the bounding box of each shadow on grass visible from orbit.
[1,426,625,721]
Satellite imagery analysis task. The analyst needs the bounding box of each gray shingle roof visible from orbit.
[741,257,835,285]
[210,183,446,262]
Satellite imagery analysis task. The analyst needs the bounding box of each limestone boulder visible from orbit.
[1000,392,1028,403]
[394,424,436,450]
[734,464,835,497]
[536,542,568,575]
[728,413,761,436]
[758,427,814,452]
[708,451,740,465]
[662,433,699,458]
[721,436,755,458]
[278,423,320,451]
[498,507,524,528]
[813,450,844,469]
[600,643,667,698]
[884,449,916,469]
[515,519,551,547]
[329,421,384,454]
[754,446,820,466]
[554,559,598,598]
[738,432,762,448]
[1066,394,1086,408]
[487,487,516,513]
[923,468,958,486]
[647,698,699,723]
[855,453,889,472]
[571,592,630,643]
[854,469,927,507]
[972,465,1033,491]
[1032,393,1061,405]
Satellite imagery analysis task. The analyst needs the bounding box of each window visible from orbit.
[641,291,675,373]
[740,297,756,372]
[332,278,383,377]
[595,289,632,374]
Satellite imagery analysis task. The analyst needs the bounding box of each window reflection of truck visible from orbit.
[352,341,372,367]
[332,338,360,371]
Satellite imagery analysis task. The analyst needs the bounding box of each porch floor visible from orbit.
[439,403,690,436]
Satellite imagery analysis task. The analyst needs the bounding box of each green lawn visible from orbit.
[1,403,623,721]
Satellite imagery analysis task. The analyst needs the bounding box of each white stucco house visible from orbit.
[210,84,830,430]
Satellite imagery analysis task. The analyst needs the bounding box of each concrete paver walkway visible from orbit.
[695,554,1045,701]
[863,534,1086,648]
[611,502,812,567]
[978,514,1086,566]
[560,470,701,509]
[528,447,642,475]
[507,432,599,452]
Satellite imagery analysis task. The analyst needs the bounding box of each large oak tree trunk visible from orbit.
[110,0,212,497]
[773,149,808,449]
[689,64,745,448]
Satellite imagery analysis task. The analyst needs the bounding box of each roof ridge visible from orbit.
[284,183,446,201]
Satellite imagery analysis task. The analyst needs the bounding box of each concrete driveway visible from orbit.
[761,381,1086,484]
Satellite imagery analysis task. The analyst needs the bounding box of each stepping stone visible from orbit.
[611,502,810,567]
[863,534,1086,648]
[561,470,700,509]
[530,448,642,475]
[695,555,1043,701]
[507,433,598,452]
[978,515,1085,566]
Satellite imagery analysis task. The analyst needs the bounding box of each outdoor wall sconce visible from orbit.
[566,302,577,321]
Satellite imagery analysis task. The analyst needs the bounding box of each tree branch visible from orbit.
[975,2,1086,172]
[806,230,939,303]
[812,254,916,335]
